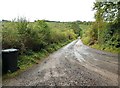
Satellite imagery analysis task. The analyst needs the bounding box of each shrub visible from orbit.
[2,18,77,54]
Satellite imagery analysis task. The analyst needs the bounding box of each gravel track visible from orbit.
[3,39,118,86]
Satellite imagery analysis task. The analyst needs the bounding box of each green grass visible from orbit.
[79,24,92,30]
[91,44,120,54]
[46,22,70,30]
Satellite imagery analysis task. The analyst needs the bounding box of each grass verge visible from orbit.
[81,39,119,54]
[91,44,120,54]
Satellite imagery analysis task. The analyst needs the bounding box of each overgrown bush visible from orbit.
[2,22,21,49]
[2,18,77,54]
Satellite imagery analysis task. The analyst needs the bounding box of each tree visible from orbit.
[93,1,104,43]
[70,22,81,36]
[93,0,120,48]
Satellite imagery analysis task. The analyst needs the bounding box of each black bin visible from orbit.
[2,49,19,74]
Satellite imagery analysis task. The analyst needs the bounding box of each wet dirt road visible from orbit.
[3,39,118,86]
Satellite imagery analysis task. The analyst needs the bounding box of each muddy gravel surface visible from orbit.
[3,39,118,86]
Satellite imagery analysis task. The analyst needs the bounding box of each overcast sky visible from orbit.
[0,0,96,22]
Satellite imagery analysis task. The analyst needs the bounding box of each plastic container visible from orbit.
[2,49,19,73]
